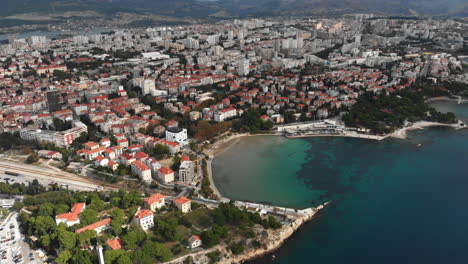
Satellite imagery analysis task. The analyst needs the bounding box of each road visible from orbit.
[0,160,115,192]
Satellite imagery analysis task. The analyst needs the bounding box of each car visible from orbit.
[28,253,32,258]
[29,258,34,261]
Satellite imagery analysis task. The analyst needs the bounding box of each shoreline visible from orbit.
[166,202,331,264]
[201,118,466,264]
[205,119,466,201]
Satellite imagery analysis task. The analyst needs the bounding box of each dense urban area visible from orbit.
[0,14,467,264]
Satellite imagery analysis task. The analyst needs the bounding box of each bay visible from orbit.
[212,101,468,264]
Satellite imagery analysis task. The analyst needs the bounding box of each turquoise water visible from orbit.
[212,101,468,264]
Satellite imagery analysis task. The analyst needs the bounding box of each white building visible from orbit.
[173,196,191,213]
[157,166,175,184]
[55,203,86,227]
[188,235,202,249]
[237,59,250,76]
[179,156,194,183]
[131,160,152,183]
[133,209,154,231]
[165,128,188,144]
[144,193,165,211]
[214,107,237,122]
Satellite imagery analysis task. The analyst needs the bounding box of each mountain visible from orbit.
[0,0,466,18]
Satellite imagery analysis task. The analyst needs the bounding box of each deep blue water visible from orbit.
[213,101,468,264]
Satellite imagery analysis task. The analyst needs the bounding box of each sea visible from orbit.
[212,101,468,264]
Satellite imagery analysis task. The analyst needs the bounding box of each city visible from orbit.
[0,10,467,264]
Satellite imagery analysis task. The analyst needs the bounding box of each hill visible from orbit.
[0,0,466,18]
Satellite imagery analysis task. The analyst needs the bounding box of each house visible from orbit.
[76,218,111,234]
[131,160,152,183]
[173,196,191,213]
[188,235,202,249]
[94,156,109,167]
[120,153,135,166]
[144,193,165,211]
[117,139,128,148]
[157,166,175,184]
[38,150,62,160]
[214,107,237,122]
[108,160,119,171]
[55,203,86,226]
[133,209,154,231]
[100,138,111,148]
[106,238,123,250]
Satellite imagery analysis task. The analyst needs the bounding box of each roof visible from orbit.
[132,160,150,171]
[158,166,174,175]
[173,196,191,205]
[134,209,153,219]
[71,203,85,214]
[76,218,111,233]
[106,238,123,250]
[189,235,201,241]
[55,212,79,221]
[144,193,165,205]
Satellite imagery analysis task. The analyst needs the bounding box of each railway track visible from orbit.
[0,162,118,191]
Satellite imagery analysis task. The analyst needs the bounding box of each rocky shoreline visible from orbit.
[165,202,330,264]
[218,202,330,264]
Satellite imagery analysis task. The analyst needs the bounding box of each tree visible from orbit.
[122,227,146,250]
[104,250,126,264]
[171,156,181,171]
[56,250,72,264]
[38,203,55,217]
[110,208,125,236]
[57,225,77,250]
[12,201,24,211]
[80,209,99,225]
[77,230,97,245]
[230,242,245,255]
[30,216,56,237]
[55,204,70,215]
[70,249,93,264]
[117,255,133,264]
[39,235,51,248]
[25,154,39,164]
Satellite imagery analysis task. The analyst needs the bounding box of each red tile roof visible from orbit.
[106,238,123,250]
[158,166,174,175]
[174,196,191,205]
[76,218,111,233]
[144,193,165,206]
[134,209,153,219]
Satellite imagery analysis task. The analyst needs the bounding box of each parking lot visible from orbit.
[0,213,43,264]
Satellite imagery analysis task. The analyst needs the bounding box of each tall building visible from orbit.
[274,39,281,52]
[46,90,61,112]
[237,59,250,76]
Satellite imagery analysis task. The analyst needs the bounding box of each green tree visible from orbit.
[56,250,72,264]
[80,209,99,225]
[38,203,55,217]
[117,254,133,264]
[57,225,77,250]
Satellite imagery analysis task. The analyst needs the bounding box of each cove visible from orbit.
[212,101,468,264]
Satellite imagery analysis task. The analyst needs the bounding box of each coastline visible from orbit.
[201,118,466,264]
[205,119,466,200]
[389,120,466,139]
[166,202,331,264]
